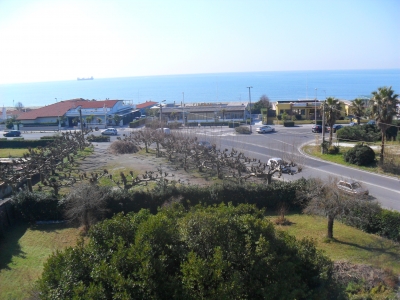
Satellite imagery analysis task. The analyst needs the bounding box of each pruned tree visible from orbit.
[64,183,110,232]
[297,177,371,239]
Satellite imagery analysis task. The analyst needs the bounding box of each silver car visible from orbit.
[337,180,369,196]
[101,128,118,135]
[256,125,275,134]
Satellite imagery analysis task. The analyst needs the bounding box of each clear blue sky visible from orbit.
[0,0,399,84]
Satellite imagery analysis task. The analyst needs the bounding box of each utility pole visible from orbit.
[314,88,318,124]
[182,92,185,126]
[247,86,253,133]
[321,101,326,154]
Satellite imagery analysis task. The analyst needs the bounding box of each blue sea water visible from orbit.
[0,69,399,107]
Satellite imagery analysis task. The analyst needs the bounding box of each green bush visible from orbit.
[337,124,381,142]
[129,118,146,128]
[283,121,295,127]
[228,122,241,128]
[11,191,63,222]
[37,204,335,299]
[343,143,375,166]
[86,134,110,142]
[327,145,340,154]
[0,139,54,148]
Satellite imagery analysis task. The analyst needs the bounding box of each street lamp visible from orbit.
[247,86,253,132]
[159,100,166,124]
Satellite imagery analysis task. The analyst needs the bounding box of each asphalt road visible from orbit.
[3,125,400,210]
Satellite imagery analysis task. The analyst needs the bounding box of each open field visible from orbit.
[0,148,29,158]
[0,223,82,299]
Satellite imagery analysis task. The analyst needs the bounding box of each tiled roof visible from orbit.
[137,101,158,109]
[17,99,119,120]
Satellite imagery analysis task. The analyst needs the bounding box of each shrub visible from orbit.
[86,134,110,142]
[327,145,340,154]
[283,121,294,127]
[0,139,54,148]
[37,204,334,299]
[337,124,381,142]
[277,114,282,120]
[11,190,63,222]
[235,126,251,134]
[228,122,241,128]
[343,143,375,166]
[108,140,139,154]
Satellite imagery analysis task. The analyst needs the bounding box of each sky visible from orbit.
[0,0,399,84]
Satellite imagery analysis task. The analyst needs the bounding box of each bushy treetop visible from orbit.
[37,203,334,299]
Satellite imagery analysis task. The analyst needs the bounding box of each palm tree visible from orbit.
[323,97,342,146]
[370,86,399,164]
[350,98,365,125]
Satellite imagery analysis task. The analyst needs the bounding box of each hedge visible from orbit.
[0,139,54,148]
[129,118,146,128]
[283,121,295,127]
[87,135,110,142]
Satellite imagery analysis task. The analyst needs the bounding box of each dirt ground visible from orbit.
[78,142,210,186]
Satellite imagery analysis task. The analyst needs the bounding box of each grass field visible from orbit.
[0,214,399,299]
[0,223,82,299]
[0,148,29,158]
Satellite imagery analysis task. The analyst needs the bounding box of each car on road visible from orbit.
[3,130,21,137]
[267,157,291,173]
[198,141,213,150]
[312,125,330,133]
[256,125,275,134]
[367,120,376,125]
[101,128,118,135]
[349,122,358,126]
[332,124,343,133]
[337,179,369,196]
[156,128,171,135]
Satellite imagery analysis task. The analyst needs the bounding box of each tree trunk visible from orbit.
[266,173,272,185]
[327,215,334,239]
[380,130,385,164]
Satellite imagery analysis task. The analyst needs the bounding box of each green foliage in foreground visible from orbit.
[36,204,338,299]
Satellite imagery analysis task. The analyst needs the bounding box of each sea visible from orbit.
[0,69,399,108]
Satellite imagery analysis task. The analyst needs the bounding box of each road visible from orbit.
[2,125,400,210]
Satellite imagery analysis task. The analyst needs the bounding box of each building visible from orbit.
[160,102,250,123]
[16,99,138,128]
[274,100,349,121]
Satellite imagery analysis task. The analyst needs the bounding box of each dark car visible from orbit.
[312,125,330,133]
[3,130,21,137]
[332,124,343,133]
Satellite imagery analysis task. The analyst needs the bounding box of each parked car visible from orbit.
[332,124,343,133]
[156,128,171,135]
[367,120,376,125]
[312,125,330,133]
[256,125,275,134]
[101,128,118,135]
[3,130,21,137]
[337,179,369,196]
[349,122,358,126]
[198,141,213,150]
[267,157,290,173]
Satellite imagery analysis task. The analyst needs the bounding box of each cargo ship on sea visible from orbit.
[77,76,94,81]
